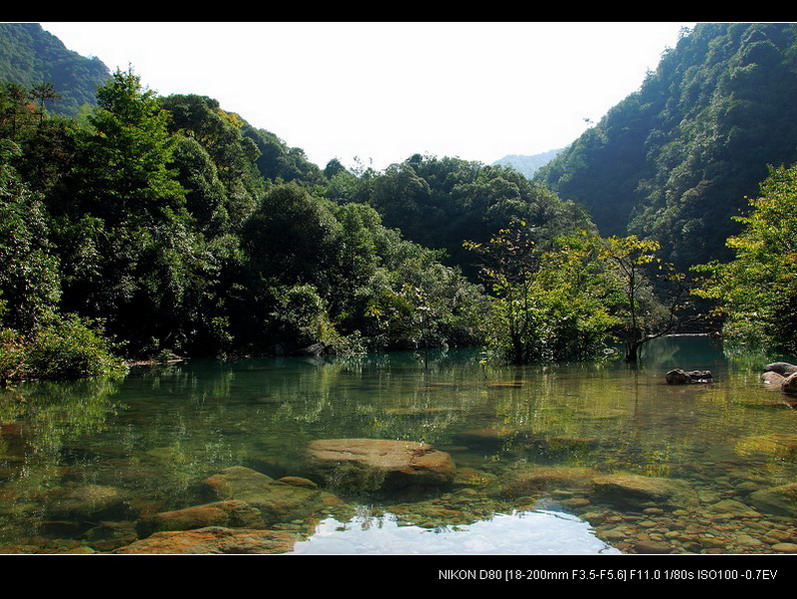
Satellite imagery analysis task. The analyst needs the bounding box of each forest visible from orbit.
[1,22,797,383]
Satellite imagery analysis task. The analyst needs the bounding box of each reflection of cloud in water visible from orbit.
[291,510,620,555]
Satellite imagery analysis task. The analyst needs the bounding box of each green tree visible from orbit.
[467,221,615,364]
[694,164,797,354]
[30,82,60,126]
[601,235,694,362]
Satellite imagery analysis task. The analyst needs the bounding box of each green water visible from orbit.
[1,336,796,554]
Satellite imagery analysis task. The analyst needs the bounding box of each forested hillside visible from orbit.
[321,154,592,278]
[536,23,797,269]
[0,23,110,116]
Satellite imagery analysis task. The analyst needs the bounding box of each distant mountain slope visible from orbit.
[492,148,563,179]
[0,23,110,116]
[535,23,797,269]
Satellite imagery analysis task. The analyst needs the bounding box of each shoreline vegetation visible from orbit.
[2,23,797,384]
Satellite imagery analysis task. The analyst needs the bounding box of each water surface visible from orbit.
[1,336,795,554]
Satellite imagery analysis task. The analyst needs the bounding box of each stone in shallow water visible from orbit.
[748,483,797,517]
[114,526,297,554]
[761,371,786,386]
[306,438,456,492]
[46,484,131,522]
[633,540,673,554]
[201,466,342,526]
[136,500,265,536]
[590,474,699,509]
[499,466,598,498]
[705,499,761,519]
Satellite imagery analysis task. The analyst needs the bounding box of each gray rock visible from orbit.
[666,369,714,384]
[782,372,797,394]
[764,362,797,377]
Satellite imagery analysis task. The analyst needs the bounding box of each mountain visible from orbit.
[0,23,110,116]
[535,23,797,269]
[492,148,563,179]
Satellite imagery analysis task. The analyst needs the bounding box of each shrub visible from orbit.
[23,314,125,380]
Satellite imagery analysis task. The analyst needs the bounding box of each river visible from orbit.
[1,336,796,554]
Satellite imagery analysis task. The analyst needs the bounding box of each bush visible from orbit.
[21,314,125,381]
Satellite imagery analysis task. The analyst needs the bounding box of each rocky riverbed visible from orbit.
[1,436,796,554]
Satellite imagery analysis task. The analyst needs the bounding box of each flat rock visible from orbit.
[748,483,797,517]
[306,438,456,492]
[591,474,699,509]
[499,466,599,498]
[201,466,341,525]
[705,499,761,518]
[46,484,131,522]
[114,526,297,554]
[136,500,265,536]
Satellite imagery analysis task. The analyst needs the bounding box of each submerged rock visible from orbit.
[200,466,341,526]
[748,483,797,517]
[46,484,132,522]
[306,438,456,492]
[136,500,265,536]
[590,474,699,509]
[499,466,599,499]
[666,369,714,384]
[114,526,297,554]
[704,499,761,519]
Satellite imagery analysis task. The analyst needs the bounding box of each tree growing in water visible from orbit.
[601,235,695,363]
[466,221,617,364]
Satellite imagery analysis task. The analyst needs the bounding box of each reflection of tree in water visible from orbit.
[0,378,122,541]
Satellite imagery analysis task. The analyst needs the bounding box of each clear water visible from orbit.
[1,336,796,554]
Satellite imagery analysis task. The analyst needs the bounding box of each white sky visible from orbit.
[39,21,695,172]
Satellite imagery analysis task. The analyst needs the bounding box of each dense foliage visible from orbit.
[323,153,592,279]
[537,23,797,270]
[694,164,797,354]
[465,220,695,364]
[0,67,496,380]
[7,22,794,377]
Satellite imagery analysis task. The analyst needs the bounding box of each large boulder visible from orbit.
[761,371,786,386]
[782,372,797,394]
[114,526,296,554]
[306,438,456,492]
[748,483,797,517]
[200,466,342,525]
[590,474,699,509]
[764,362,797,377]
